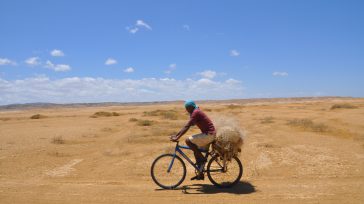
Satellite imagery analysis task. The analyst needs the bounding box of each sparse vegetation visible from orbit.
[257,143,276,148]
[129,118,138,122]
[47,151,70,157]
[143,110,159,116]
[91,111,121,118]
[161,111,179,120]
[137,119,154,126]
[226,104,243,109]
[204,108,212,112]
[51,136,65,144]
[330,103,358,110]
[261,116,275,124]
[125,132,151,143]
[1,97,364,202]
[151,126,178,136]
[287,118,329,132]
[101,127,113,132]
[30,114,47,119]
[143,109,180,120]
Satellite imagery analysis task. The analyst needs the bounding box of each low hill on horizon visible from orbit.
[0,96,358,111]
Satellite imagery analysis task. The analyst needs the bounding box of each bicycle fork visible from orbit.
[167,154,176,173]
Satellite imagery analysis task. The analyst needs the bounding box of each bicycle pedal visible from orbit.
[191,174,204,181]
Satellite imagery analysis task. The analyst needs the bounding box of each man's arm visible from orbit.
[170,124,190,141]
[170,110,196,141]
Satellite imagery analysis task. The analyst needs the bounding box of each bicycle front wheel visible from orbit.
[151,153,186,189]
[207,155,243,188]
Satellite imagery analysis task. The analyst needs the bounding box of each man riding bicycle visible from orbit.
[170,100,216,180]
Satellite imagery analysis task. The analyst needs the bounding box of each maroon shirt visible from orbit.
[186,108,216,135]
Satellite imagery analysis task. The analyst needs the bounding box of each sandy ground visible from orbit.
[1,97,364,203]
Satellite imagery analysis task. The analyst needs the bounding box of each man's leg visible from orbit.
[185,138,205,163]
[185,138,205,180]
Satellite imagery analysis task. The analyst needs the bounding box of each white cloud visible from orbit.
[126,19,152,34]
[105,58,117,65]
[50,49,65,57]
[25,57,40,66]
[45,60,71,72]
[126,27,139,34]
[170,63,177,69]
[53,64,71,72]
[0,58,16,66]
[124,67,134,73]
[183,24,190,31]
[230,49,240,57]
[272,71,288,77]
[165,63,176,74]
[136,20,152,30]
[225,78,241,84]
[197,78,214,85]
[198,70,217,79]
[0,76,244,105]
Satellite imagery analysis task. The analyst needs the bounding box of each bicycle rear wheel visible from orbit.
[151,153,186,189]
[206,155,243,188]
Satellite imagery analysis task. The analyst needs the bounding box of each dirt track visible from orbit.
[1,98,364,203]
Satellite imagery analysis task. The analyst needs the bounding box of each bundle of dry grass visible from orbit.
[212,115,245,159]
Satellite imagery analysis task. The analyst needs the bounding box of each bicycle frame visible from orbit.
[167,141,210,173]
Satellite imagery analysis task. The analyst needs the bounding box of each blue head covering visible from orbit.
[184,100,198,109]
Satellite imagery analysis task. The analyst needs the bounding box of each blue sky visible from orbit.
[0,0,363,105]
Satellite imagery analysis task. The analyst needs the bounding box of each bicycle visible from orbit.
[150,140,243,189]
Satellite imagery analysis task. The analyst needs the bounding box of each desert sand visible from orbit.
[1,97,364,203]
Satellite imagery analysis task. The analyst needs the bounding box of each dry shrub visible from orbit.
[330,103,358,110]
[51,136,65,144]
[112,112,121,116]
[137,119,153,126]
[91,111,120,118]
[311,123,329,132]
[287,118,329,132]
[161,111,179,120]
[226,104,243,110]
[0,117,11,121]
[129,118,138,122]
[261,116,275,124]
[48,151,70,157]
[257,143,276,148]
[30,114,47,119]
[143,109,180,120]
[101,127,113,132]
[143,110,159,116]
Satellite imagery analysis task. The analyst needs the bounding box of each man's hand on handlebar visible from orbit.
[170,135,179,142]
